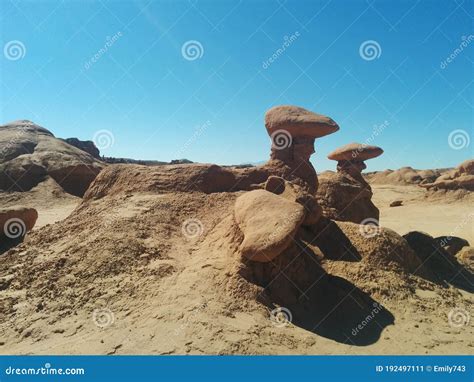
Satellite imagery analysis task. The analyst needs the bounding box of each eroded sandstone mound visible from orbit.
[364,167,448,185]
[0,120,104,196]
[420,159,474,192]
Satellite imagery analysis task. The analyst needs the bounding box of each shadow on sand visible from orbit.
[240,236,393,346]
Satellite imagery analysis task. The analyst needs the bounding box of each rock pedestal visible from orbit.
[233,105,339,262]
[316,143,383,224]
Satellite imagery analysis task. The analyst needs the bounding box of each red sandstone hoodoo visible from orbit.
[316,143,383,224]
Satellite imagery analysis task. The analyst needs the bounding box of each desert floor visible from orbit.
[373,185,473,244]
[1,183,472,355]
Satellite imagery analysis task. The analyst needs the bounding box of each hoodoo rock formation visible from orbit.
[263,105,339,194]
[233,106,340,262]
[316,143,383,224]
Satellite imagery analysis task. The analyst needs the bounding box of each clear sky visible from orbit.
[1,0,473,171]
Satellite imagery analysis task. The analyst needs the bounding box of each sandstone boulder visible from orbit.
[265,105,339,138]
[0,207,38,239]
[234,190,305,262]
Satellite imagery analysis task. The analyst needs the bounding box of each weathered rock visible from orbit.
[316,172,378,224]
[420,159,474,192]
[234,190,305,262]
[264,176,286,195]
[0,207,38,238]
[364,167,448,185]
[435,236,469,257]
[390,200,403,207]
[0,120,104,196]
[62,138,100,159]
[263,105,340,195]
[265,105,339,138]
[84,163,240,199]
[316,143,382,224]
[403,231,473,291]
[328,143,383,162]
[456,246,474,269]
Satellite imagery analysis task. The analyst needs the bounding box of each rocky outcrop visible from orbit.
[420,159,474,192]
[62,138,100,159]
[403,231,473,291]
[0,120,104,196]
[316,143,383,224]
[364,167,447,185]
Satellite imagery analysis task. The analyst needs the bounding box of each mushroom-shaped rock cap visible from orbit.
[328,143,383,161]
[265,105,339,138]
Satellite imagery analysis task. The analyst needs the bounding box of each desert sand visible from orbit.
[0,178,472,355]
[0,114,472,356]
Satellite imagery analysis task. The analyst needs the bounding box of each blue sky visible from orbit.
[1,0,473,171]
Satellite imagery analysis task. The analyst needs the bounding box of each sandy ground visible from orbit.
[0,181,472,355]
[373,185,474,244]
[0,177,80,228]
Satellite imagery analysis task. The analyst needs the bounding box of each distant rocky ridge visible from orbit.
[364,166,451,185]
[0,120,104,197]
[61,137,193,166]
